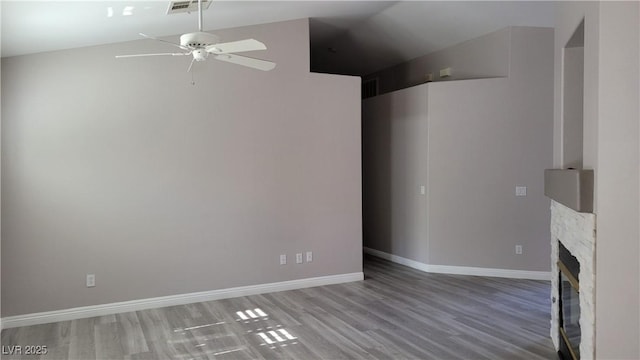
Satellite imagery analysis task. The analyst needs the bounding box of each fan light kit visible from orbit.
[115,0,275,73]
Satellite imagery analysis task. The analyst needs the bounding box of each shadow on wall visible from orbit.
[362,96,392,252]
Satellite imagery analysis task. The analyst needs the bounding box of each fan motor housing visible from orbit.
[180,32,220,48]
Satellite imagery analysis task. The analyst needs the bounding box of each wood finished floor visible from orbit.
[1,255,556,359]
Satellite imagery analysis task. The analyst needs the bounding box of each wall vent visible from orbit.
[362,78,378,99]
[167,0,212,14]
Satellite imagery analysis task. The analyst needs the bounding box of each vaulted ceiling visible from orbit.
[1,1,555,76]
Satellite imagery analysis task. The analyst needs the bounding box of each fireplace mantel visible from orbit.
[544,169,594,213]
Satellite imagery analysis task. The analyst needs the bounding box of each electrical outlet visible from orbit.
[296,253,303,264]
[306,251,313,262]
[280,254,287,265]
[86,274,96,287]
[515,245,523,255]
[515,186,527,197]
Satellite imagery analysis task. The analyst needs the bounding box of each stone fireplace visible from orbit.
[549,200,595,359]
[545,168,595,359]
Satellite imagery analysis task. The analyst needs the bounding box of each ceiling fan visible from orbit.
[115,0,275,72]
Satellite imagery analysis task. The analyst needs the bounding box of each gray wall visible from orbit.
[363,27,511,95]
[0,1,3,318]
[363,27,553,272]
[362,84,429,263]
[562,46,584,169]
[1,18,363,317]
[554,2,640,357]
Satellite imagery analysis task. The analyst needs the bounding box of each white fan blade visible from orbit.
[116,52,189,58]
[140,33,190,51]
[213,54,276,71]
[206,39,266,54]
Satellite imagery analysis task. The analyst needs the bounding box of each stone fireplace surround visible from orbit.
[550,200,596,359]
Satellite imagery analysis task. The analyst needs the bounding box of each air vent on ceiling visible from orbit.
[167,0,211,14]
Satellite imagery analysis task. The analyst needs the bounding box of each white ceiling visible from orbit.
[1,1,555,75]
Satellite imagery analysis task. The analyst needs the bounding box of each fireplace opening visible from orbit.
[558,241,581,360]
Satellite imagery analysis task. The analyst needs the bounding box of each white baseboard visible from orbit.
[363,247,550,281]
[1,272,364,330]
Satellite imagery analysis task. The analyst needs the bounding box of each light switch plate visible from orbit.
[515,186,527,196]
[86,274,95,287]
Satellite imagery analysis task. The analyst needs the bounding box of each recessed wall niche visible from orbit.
[562,20,585,169]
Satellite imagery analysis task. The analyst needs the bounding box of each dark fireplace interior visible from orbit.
[558,242,581,360]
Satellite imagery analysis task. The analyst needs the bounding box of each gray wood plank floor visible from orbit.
[2,255,556,359]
